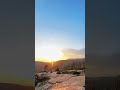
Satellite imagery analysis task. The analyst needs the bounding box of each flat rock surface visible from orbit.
[35,72,85,90]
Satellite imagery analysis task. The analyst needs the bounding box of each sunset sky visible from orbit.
[35,0,85,62]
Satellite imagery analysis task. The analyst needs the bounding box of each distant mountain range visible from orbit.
[35,58,85,73]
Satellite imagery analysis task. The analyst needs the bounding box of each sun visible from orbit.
[35,47,64,62]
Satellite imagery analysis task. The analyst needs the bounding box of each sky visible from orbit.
[35,0,85,61]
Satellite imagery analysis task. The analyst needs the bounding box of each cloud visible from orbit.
[61,48,85,59]
[35,48,85,62]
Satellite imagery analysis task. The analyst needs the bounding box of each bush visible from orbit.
[57,71,61,74]
[61,71,68,74]
[72,71,80,75]
[55,68,59,72]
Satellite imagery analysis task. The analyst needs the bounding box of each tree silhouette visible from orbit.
[44,64,48,73]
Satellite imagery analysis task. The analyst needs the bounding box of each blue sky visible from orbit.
[35,0,85,50]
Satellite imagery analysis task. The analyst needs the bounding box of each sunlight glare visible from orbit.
[35,47,64,62]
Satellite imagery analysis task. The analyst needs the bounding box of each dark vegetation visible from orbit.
[72,71,80,75]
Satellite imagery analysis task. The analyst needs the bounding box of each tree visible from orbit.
[44,64,48,73]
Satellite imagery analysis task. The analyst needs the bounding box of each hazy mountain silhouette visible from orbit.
[35,58,85,73]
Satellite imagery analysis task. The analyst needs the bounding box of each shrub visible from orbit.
[72,71,80,75]
[57,71,61,74]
